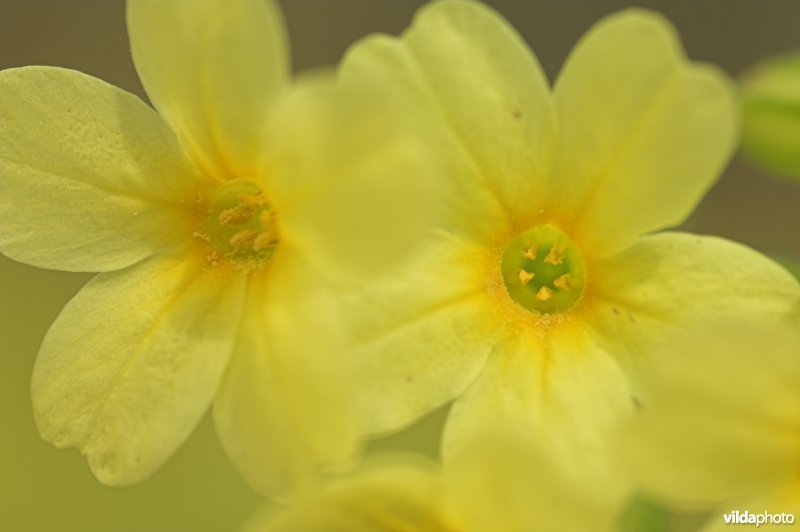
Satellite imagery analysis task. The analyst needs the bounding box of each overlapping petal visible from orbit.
[243,456,445,532]
[0,67,200,272]
[341,232,494,434]
[128,0,289,179]
[444,432,617,532]
[623,321,800,508]
[341,0,557,228]
[31,251,246,485]
[553,10,737,255]
[443,324,634,509]
[213,252,360,498]
[244,434,620,532]
[584,233,800,374]
[263,79,437,275]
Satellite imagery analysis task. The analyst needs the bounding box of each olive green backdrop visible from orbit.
[1,1,798,531]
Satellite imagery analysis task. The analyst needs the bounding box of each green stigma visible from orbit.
[194,179,278,270]
[500,224,586,314]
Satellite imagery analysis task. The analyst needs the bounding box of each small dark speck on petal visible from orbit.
[405,375,414,383]
[632,396,644,411]
[612,307,620,315]
[512,109,522,119]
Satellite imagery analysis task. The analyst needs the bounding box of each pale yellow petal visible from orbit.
[444,431,617,532]
[341,0,556,230]
[213,251,360,498]
[262,78,437,276]
[553,10,737,255]
[341,232,494,435]
[444,324,634,513]
[244,456,446,532]
[624,321,800,509]
[128,0,288,179]
[585,233,800,375]
[0,67,201,272]
[344,31,507,247]
[31,252,245,485]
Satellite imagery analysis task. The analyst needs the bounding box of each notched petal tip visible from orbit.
[553,6,739,254]
[30,254,245,488]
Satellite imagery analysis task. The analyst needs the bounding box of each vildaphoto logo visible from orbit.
[723,510,796,526]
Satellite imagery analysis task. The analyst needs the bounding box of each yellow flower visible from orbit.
[0,0,429,496]
[623,319,800,531]
[244,432,616,532]
[337,0,800,495]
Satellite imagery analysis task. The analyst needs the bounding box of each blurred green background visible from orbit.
[1,1,798,531]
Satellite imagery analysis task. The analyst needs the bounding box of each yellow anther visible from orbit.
[229,228,259,248]
[543,245,565,265]
[253,230,278,252]
[239,193,267,208]
[536,286,553,302]
[206,251,221,267]
[192,230,211,242]
[218,204,255,226]
[518,269,535,285]
[554,274,571,291]
[260,210,278,232]
[523,245,537,261]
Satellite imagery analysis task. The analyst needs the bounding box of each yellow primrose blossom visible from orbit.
[244,432,617,532]
[338,0,800,495]
[624,320,800,531]
[0,0,428,496]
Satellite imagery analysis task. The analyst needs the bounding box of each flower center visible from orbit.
[193,179,278,271]
[500,224,586,314]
